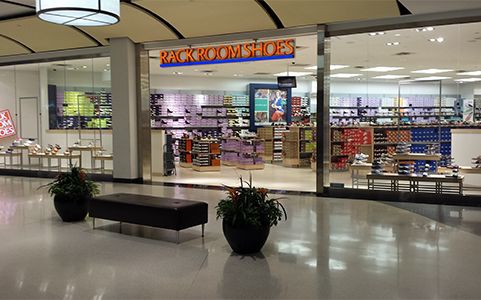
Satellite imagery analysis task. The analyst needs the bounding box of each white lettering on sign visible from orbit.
[0,109,16,139]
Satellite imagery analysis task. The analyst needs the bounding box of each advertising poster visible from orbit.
[254,88,287,126]
[0,109,16,139]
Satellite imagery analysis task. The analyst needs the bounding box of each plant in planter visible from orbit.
[42,167,99,222]
[216,175,287,254]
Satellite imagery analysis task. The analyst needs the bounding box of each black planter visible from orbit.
[53,194,89,222]
[222,220,270,254]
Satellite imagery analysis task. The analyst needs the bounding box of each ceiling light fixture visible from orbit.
[429,37,445,43]
[361,66,404,72]
[416,27,434,32]
[386,42,400,46]
[414,76,451,81]
[454,78,481,83]
[330,73,362,78]
[36,0,120,26]
[173,71,183,75]
[412,69,453,74]
[457,71,481,76]
[373,75,410,79]
[368,32,385,36]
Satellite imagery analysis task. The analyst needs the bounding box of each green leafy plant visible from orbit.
[216,175,287,228]
[42,167,99,198]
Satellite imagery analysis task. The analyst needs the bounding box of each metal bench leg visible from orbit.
[202,224,205,238]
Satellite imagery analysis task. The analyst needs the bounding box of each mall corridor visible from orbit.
[0,175,480,299]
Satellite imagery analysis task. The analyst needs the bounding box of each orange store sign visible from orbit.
[0,109,16,139]
[159,39,295,68]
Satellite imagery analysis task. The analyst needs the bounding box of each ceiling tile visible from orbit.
[0,35,30,56]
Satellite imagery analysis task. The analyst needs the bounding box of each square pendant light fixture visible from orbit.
[36,0,120,26]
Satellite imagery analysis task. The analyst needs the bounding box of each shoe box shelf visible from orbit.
[282,126,316,168]
[291,96,310,122]
[178,136,193,168]
[256,126,289,163]
[192,139,221,172]
[150,93,250,133]
[330,127,373,171]
[51,86,112,130]
[221,137,265,169]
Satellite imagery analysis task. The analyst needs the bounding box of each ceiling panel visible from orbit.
[400,0,481,14]
[82,4,177,45]
[0,35,30,56]
[0,2,33,18]
[266,0,400,27]
[0,17,97,52]
[137,0,276,38]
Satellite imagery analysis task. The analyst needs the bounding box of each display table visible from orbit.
[11,145,33,169]
[92,154,113,173]
[367,173,464,195]
[28,153,81,171]
[0,152,21,167]
[393,153,441,172]
[68,145,103,170]
[350,163,372,188]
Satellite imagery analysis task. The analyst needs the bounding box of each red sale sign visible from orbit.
[0,110,16,139]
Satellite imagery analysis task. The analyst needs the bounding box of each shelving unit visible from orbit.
[330,127,372,171]
[178,136,193,168]
[192,139,221,172]
[282,126,315,168]
[221,137,239,166]
[256,126,288,162]
[291,96,310,122]
[237,138,264,170]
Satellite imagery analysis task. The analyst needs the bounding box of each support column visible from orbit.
[111,38,140,181]
[316,25,330,195]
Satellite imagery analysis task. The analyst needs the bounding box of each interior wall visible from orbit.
[149,74,313,95]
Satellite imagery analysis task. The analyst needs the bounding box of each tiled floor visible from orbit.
[1,175,481,299]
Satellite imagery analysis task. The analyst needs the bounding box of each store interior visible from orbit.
[1,21,481,195]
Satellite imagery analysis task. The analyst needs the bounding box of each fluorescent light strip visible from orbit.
[331,73,362,78]
[361,66,404,72]
[457,71,481,76]
[373,75,410,79]
[414,76,451,81]
[412,69,453,74]
[454,78,481,82]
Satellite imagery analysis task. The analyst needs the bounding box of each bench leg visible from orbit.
[201,224,205,238]
[177,231,180,244]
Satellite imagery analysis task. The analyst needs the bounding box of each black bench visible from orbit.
[89,193,208,243]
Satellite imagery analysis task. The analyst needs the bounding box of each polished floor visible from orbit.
[1,176,481,299]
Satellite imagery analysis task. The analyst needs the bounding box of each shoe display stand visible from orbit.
[221,137,240,166]
[282,126,316,168]
[256,126,289,163]
[237,138,265,170]
[330,127,373,171]
[178,137,193,168]
[290,96,310,122]
[28,152,82,172]
[192,139,221,172]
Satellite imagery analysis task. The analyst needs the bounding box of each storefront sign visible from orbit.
[0,110,16,139]
[160,39,295,68]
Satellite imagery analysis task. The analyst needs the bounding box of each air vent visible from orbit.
[395,52,414,56]
[52,63,73,67]
[200,70,216,73]
[292,63,310,67]
[253,72,271,75]
[354,66,365,69]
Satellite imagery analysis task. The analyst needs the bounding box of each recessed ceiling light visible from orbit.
[457,71,481,76]
[330,73,362,78]
[173,71,183,75]
[103,69,109,72]
[414,76,451,81]
[386,42,400,46]
[429,37,444,43]
[373,75,410,79]
[194,69,199,72]
[106,63,110,67]
[394,33,401,37]
[454,78,481,82]
[368,32,385,36]
[233,74,243,77]
[416,27,435,32]
[361,66,404,72]
[330,65,349,70]
[274,72,312,76]
[412,69,453,74]
[82,65,87,69]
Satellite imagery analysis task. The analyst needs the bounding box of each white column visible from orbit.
[111,37,139,180]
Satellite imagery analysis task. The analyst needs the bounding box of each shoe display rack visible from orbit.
[291,96,310,122]
[192,138,221,172]
[282,126,316,168]
[237,138,265,170]
[330,128,373,171]
[51,86,112,130]
[256,126,289,162]
[178,135,193,168]
[221,137,240,166]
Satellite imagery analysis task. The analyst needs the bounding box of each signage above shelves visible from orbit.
[159,39,295,68]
